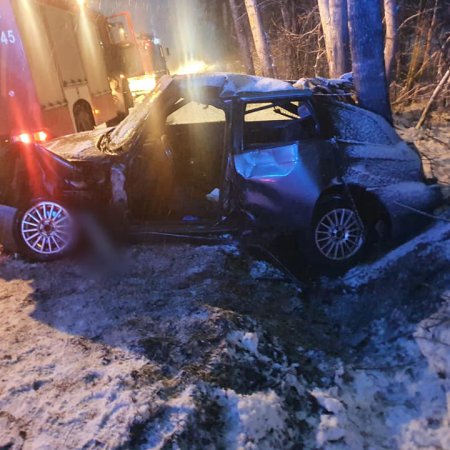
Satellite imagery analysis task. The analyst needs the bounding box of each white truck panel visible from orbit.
[41,3,86,86]
[75,14,111,96]
[11,0,65,109]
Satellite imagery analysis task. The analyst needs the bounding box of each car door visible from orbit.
[232,97,337,229]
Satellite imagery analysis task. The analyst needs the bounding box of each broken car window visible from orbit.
[243,101,317,148]
[167,101,225,125]
[244,102,298,122]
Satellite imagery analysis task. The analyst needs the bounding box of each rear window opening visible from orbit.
[243,101,317,149]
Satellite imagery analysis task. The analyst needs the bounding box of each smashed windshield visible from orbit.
[105,76,173,152]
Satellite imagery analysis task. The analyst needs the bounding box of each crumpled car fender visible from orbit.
[0,205,18,252]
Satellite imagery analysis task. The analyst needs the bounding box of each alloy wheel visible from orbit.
[20,201,73,256]
[314,208,364,261]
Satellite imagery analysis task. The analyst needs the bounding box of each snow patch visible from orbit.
[228,331,259,355]
[342,221,450,289]
[218,388,289,450]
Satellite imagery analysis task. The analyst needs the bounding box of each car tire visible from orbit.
[15,200,77,262]
[306,197,368,275]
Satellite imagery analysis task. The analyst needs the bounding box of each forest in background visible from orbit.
[201,0,449,121]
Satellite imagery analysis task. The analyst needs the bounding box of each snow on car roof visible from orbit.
[174,72,299,97]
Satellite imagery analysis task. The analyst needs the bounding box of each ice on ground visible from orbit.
[0,216,449,449]
[309,219,450,450]
[0,140,449,449]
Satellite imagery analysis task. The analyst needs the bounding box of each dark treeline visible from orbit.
[201,0,449,120]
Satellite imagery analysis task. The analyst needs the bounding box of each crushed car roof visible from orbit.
[172,72,307,97]
[107,73,311,151]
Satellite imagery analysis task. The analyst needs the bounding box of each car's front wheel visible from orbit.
[17,200,76,261]
[307,198,367,274]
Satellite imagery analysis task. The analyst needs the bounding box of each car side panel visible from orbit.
[233,139,338,228]
[341,141,424,186]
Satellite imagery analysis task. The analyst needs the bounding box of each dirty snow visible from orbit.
[396,119,450,192]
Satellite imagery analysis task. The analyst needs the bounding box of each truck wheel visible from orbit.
[17,200,77,261]
[74,102,95,132]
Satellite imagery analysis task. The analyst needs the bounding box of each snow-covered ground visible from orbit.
[396,117,450,195]
[1,213,449,449]
[0,124,449,449]
[0,244,319,449]
[310,214,450,450]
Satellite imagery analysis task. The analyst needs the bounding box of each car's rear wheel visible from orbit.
[307,198,367,274]
[17,200,76,261]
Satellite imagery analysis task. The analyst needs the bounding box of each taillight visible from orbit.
[11,130,49,144]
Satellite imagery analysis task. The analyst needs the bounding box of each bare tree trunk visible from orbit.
[229,0,255,74]
[416,68,450,128]
[347,0,392,122]
[405,0,426,91]
[329,0,351,76]
[416,0,439,79]
[317,0,351,77]
[280,0,295,79]
[281,0,294,32]
[244,0,275,77]
[384,0,398,82]
[318,0,333,74]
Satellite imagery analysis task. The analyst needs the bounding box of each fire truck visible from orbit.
[0,0,168,144]
[101,11,169,103]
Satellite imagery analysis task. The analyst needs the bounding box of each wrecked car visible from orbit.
[0,73,441,273]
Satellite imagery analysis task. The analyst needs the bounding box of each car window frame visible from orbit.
[165,99,227,126]
[236,96,319,154]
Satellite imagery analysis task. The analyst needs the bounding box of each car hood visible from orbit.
[44,127,112,162]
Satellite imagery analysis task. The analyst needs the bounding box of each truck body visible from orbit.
[0,0,120,143]
[0,0,168,144]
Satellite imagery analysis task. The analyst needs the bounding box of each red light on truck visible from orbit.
[12,130,48,144]
[12,133,33,144]
[34,131,48,142]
